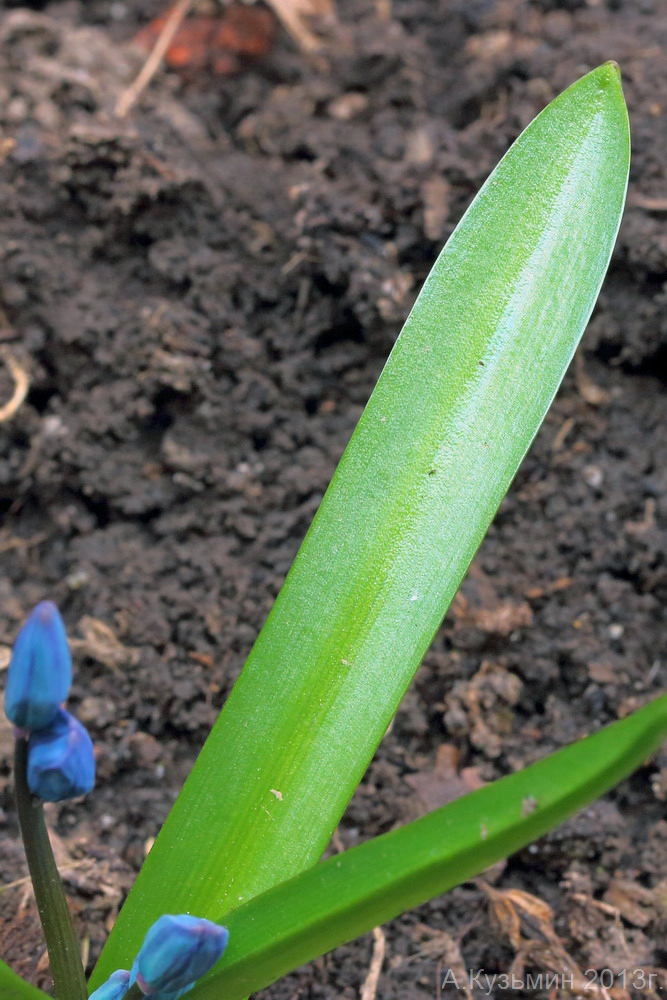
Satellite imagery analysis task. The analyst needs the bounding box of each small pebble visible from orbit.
[582,464,604,489]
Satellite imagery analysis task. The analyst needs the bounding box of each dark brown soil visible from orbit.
[0,1,665,997]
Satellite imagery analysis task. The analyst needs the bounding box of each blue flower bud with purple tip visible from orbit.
[5,601,72,731]
[88,970,131,1000]
[130,915,229,995]
[27,708,95,802]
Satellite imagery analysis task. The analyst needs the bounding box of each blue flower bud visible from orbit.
[131,915,229,994]
[5,601,72,731]
[88,970,130,1000]
[27,708,95,802]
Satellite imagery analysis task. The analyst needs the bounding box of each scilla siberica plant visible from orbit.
[5,603,229,1000]
[2,64,666,1000]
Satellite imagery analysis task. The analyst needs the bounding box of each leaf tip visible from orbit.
[592,60,627,103]
[601,59,621,81]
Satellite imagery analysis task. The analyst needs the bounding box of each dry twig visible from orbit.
[264,0,335,52]
[0,860,91,896]
[628,193,667,212]
[0,347,29,423]
[360,926,386,1000]
[115,0,195,118]
[0,531,47,554]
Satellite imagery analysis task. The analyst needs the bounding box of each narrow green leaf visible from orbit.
[0,961,50,1000]
[94,63,630,982]
[191,696,667,1000]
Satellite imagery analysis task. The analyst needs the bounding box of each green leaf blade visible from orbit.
[192,696,667,1000]
[95,64,630,983]
[0,961,50,1000]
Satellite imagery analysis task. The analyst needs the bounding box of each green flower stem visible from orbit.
[121,986,143,1000]
[13,737,88,1000]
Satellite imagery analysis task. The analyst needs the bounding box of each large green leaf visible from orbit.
[189,695,667,1000]
[94,63,630,983]
[0,961,49,1000]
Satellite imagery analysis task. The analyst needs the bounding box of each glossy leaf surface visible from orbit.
[0,961,49,1000]
[95,63,630,983]
[189,695,667,1000]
